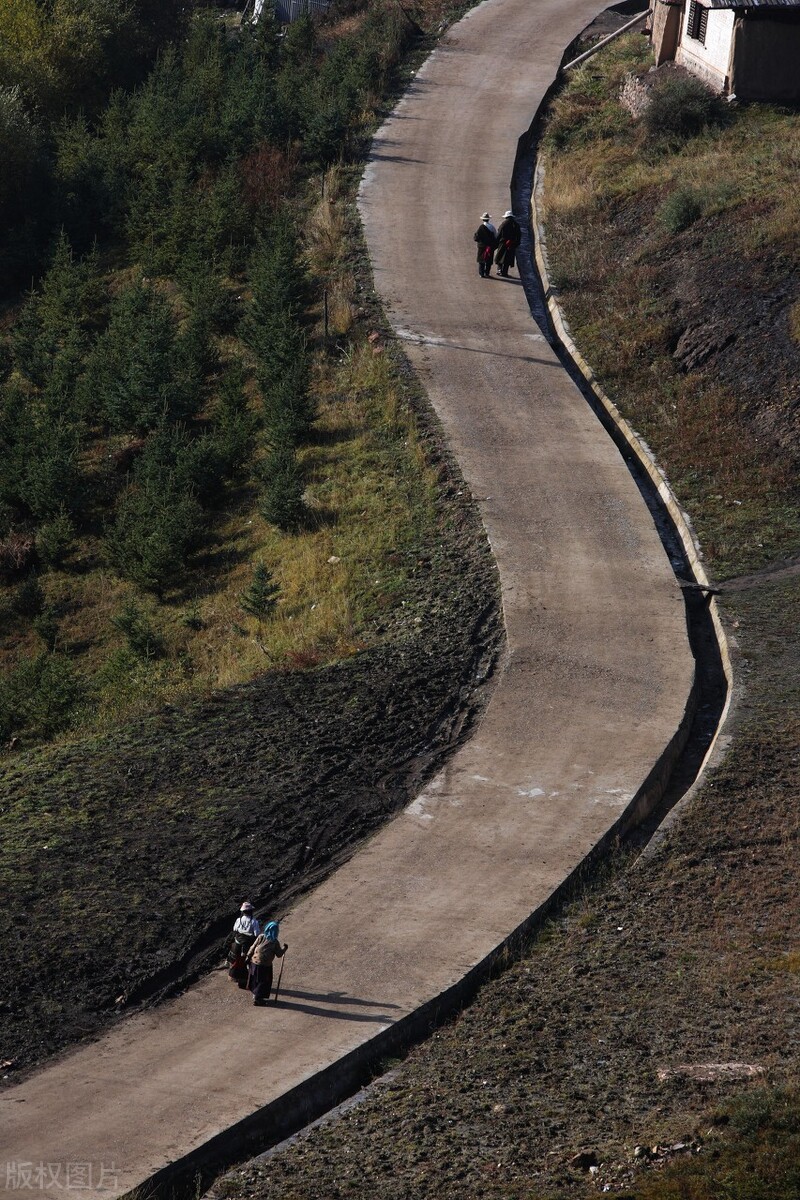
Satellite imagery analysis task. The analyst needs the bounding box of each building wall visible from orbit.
[651,0,682,65]
[730,13,800,101]
[676,7,735,89]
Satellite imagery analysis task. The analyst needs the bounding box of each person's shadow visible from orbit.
[270,988,402,1023]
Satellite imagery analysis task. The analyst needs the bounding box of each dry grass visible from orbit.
[306,167,360,337]
[789,301,800,345]
[541,36,800,580]
[73,333,438,728]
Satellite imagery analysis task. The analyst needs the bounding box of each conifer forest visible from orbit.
[0,0,420,747]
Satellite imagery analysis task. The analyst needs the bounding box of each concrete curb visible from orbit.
[530,159,735,814]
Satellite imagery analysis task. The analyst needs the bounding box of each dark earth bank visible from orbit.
[0,465,502,1077]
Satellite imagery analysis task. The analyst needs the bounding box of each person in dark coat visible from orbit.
[494,210,522,277]
[246,920,287,1006]
[473,212,498,278]
[228,900,261,987]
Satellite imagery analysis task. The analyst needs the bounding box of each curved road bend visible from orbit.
[0,2,694,1196]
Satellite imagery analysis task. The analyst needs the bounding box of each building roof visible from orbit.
[702,0,800,7]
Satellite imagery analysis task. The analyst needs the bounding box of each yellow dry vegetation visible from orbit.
[541,35,800,579]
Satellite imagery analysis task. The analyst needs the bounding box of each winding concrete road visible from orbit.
[0,2,695,1196]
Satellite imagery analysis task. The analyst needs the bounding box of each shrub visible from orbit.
[32,605,60,650]
[177,434,228,505]
[81,282,194,434]
[239,141,298,215]
[211,364,257,477]
[0,651,83,743]
[17,419,82,519]
[657,186,704,233]
[261,369,316,445]
[241,220,313,441]
[0,532,37,581]
[13,571,45,617]
[105,480,204,596]
[37,509,75,569]
[133,423,229,508]
[110,599,164,659]
[644,75,730,143]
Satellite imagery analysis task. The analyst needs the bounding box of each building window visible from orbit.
[687,0,708,44]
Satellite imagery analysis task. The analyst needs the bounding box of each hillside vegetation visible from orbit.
[0,4,436,750]
[215,33,800,1200]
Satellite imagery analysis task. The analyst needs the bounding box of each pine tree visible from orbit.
[242,223,314,443]
[105,477,204,597]
[260,440,304,531]
[212,364,257,477]
[86,281,193,434]
[37,230,102,342]
[0,378,34,511]
[36,508,74,568]
[240,561,279,620]
[19,418,82,520]
[110,598,164,659]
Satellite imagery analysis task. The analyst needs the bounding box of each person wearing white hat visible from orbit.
[473,212,498,278]
[495,210,522,278]
[228,900,262,986]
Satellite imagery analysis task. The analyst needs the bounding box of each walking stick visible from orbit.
[273,946,288,1005]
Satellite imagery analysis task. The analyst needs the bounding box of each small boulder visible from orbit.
[570,1150,599,1171]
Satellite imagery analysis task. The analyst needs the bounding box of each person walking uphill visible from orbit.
[473,212,498,278]
[246,921,288,1006]
[228,900,261,988]
[495,210,522,277]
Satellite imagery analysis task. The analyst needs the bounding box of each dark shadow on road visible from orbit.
[367,153,426,164]
[278,988,402,1010]
[389,334,558,367]
[509,74,729,851]
[270,999,397,1023]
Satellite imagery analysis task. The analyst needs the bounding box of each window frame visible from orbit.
[687,0,709,44]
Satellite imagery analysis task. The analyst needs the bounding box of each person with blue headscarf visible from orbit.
[245,920,288,1006]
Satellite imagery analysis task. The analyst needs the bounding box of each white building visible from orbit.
[249,0,331,24]
[650,0,800,100]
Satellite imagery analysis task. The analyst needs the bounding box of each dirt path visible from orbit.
[0,2,696,1196]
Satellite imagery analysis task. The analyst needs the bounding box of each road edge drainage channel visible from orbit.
[125,47,733,1200]
[522,140,733,838]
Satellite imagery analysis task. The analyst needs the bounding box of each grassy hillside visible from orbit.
[0,7,436,752]
[214,33,800,1200]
